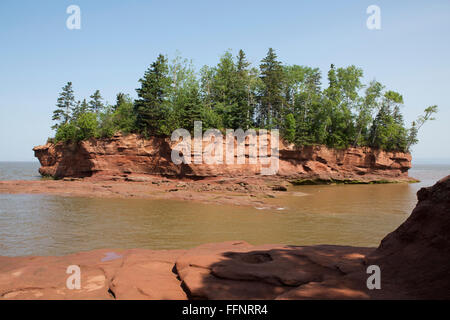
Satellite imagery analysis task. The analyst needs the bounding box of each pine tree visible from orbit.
[47,50,436,150]
[407,121,418,151]
[209,51,238,128]
[134,54,171,135]
[88,90,105,114]
[283,113,296,143]
[258,48,285,129]
[369,91,402,150]
[52,82,76,130]
[323,64,342,147]
[179,82,204,132]
[229,49,253,129]
[115,93,126,110]
[72,99,89,121]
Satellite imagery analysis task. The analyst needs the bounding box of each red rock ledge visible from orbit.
[1,176,449,300]
[33,133,414,183]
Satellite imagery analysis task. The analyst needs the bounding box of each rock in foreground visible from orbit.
[368,175,450,299]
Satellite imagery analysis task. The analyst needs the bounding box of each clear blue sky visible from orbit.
[0,0,449,161]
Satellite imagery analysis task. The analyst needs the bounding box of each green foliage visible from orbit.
[76,112,98,141]
[97,108,115,138]
[368,90,409,151]
[72,99,89,121]
[50,50,437,152]
[406,105,438,150]
[52,82,75,130]
[54,113,98,143]
[88,90,105,114]
[134,54,171,135]
[55,122,78,143]
[112,95,137,134]
[283,113,296,143]
[258,48,285,129]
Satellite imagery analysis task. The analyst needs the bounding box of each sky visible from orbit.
[0,0,449,162]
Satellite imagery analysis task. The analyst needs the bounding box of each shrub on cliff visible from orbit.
[112,95,137,135]
[54,113,97,143]
[96,96,138,138]
[76,112,98,141]
[55,122,78,143]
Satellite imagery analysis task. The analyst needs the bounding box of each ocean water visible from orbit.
[0,162,41,181]
[0,161,448,256]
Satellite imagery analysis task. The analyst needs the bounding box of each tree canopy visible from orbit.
[51,49,437,152]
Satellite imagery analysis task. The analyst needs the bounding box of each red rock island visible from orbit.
[33,133,414,183]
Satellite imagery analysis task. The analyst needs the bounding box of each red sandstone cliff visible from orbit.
[367,175,450,299]
[33,133,413,182]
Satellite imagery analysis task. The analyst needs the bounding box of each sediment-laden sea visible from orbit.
[0,161,448,256]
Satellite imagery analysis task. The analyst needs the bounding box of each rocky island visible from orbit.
[0,134,416,209]
[33,133,413,183]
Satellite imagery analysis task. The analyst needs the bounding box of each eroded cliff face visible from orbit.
[33,133,413,182]
[368,175,450,299]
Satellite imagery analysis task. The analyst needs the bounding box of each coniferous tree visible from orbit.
[369,91,403,150]
[229,49,253,129]
[353,81,383,146]
[258,48,285,129]
[47,50,437,150]
[389,91,408,151]
[72,99,89,121]
[283,65,322,145]
[115,93,126,111]
[209,51,238,128]
[323,64,342,147]
[134,54,171,135]
[283,113,296,143]
[52,82,76,130]
[88,90,105,114]
[178,82,204,132]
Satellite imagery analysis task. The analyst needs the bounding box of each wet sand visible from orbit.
[0,176,291,209]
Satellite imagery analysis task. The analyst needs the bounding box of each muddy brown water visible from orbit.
[0,162,448,256]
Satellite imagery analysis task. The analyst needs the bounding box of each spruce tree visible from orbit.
[354,81,383,147]
[283,113,296,143]
[229,49,253,129]
[52,82,76,130]
[115,93,126,110]
[258,48,285,129]
[209,51,238,128]
[72,99,89,121]
[88,90,105,114]
[179,82,203,132]
[134,54,171,135]
[47,49,437,150]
